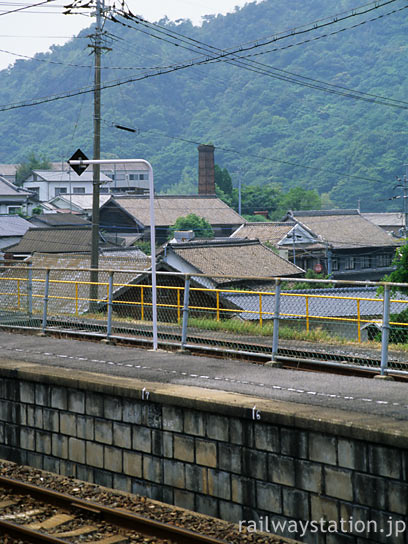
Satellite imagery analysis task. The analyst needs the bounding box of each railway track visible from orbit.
[0,475,228,544]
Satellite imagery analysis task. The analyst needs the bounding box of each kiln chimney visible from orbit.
[198,144,215,195]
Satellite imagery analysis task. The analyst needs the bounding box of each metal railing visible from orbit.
[1,263,408,376]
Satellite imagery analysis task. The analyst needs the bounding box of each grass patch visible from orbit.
[188,317,345,344]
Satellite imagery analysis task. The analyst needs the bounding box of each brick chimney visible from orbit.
[198,144,215,195]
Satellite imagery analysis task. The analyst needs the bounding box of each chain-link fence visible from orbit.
[1,263,408,375]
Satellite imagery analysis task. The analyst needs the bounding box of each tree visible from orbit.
[169,213,214,239]
[381,245,408,294]
[15,153,51,185]
[215,165,233,196]
[272,187,322,219]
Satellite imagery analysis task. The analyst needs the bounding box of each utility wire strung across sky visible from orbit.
[109,121,386,184]
[108,1,408,109]
[0,0,406,111]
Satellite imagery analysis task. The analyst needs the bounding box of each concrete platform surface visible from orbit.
[0,330,407,422]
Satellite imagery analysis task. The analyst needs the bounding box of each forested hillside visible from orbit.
[0,0,407,211]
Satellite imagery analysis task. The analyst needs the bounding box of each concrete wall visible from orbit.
[0,360,407,544]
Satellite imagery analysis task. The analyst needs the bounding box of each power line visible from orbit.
[109,4,408,110]
[110,122,386,185]
[0,1,406,114]
[0,0,56,16]
[119,0,401,60]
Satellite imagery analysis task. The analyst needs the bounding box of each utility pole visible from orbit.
[395,170,408,244]
[90,0,105,308]
[237,169,242,216]
[65,0,110,308]
[404,165,408,242]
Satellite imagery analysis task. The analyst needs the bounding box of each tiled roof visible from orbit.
[231,222,296,245]
[362,212,404,227]
[0,176,31,196]
[5,227,95,253]
[111,195,245,227]
[223,286,408,320]
[288,210,399,249]
[51,194,112,211]
[0,164,18,176]
[0,215,33,236]
[167,239,303,282]
[0,253,150,316]
[29,213,90,227]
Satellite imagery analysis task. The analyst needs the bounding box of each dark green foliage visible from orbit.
[388,307,408,344]
[133,241,151,255]
[380,245,408,294]
[0,1,407,211]
[169,213,214,239]
[242,214,270,222]
[15,152,51,184]
[379,245,408,343]
[216,181,322,219]
[273,187,322,219]
[215,165,233,196]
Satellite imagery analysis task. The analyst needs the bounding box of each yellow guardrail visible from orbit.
[1,273,408,342]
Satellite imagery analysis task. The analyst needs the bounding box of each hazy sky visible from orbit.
[0,0,253,70]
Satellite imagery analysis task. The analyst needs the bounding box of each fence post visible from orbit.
[27,263,33,318]
[106,271,114,341]
[179,275,191,352]
[305,295,309,332]
[357,299,361,343]
[266,279,282,366]
[379,284,391,377]
[40,269,50,335]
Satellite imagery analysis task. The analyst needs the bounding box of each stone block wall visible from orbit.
[0,363,407,544]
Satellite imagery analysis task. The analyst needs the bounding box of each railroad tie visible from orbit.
[55,525,99,537]
[0,500,18,508]
[86,536,129,544]
[27,513,73,530]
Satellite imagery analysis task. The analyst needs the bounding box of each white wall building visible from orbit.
[22,170,113,202]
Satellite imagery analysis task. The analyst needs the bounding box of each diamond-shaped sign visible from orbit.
[68,148,89,176]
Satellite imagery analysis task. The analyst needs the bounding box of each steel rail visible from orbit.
[0,475,228,544]
[0,519,69,544]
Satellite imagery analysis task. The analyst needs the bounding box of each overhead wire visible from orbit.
[0,0,407,111]
[0,0,57,16]
[110,2,408,109]
[119,0,401,59]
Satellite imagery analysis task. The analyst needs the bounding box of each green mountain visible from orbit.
[0,0,407,211]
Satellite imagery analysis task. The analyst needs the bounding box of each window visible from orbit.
[7,206,21,215]
[30,187,40,199]
[55,187,67,197]
[128,173,148,181]
[331,258,339,271]
[344,257,355,270]
[378,254,392,267]
[361,256,371,269]
[73,187,85,194]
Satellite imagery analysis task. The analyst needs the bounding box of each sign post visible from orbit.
[68,153,158,350]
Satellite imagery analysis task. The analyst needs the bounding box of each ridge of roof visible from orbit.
[114,194,222,200]
[290,209,359,217]
[168,238,261,250]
